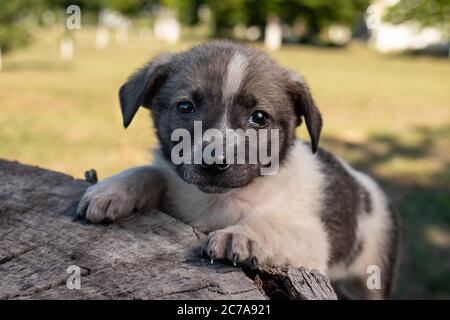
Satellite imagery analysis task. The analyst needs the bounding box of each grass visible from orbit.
[1,27,449,299]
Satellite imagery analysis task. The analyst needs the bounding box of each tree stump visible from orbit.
[0,159,337,300]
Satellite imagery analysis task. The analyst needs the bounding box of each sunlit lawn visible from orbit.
[1,27,449,299]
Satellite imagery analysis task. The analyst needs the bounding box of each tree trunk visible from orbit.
[0,159,337,300]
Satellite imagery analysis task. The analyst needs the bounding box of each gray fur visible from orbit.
[316,148,363,266]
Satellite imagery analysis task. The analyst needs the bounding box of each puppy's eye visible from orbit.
[176,101,196,115]
[248,110,270,127]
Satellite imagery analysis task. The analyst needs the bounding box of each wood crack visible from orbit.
[0,245,43,265]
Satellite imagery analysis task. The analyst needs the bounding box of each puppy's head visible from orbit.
[119,41,322,193]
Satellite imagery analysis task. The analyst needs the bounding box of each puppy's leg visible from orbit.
[76,166,165,223]
[203,214,329,274]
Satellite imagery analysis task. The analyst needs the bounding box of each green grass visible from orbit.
[1,27,449,299]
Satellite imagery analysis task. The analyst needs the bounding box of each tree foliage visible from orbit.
[0,0,37,53]
[206,0,370,38]
[385,0,450,32]
[0,0,372,52]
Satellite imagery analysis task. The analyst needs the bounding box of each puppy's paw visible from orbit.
[76,183,138,223]
[202,228,265,267]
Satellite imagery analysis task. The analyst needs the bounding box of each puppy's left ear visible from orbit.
[119,53,174,128]
[286,70,322,153]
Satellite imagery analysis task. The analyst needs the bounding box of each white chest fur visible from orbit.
[156,140,326,232]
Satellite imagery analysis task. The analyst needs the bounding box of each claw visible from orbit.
[232,254,239,267]
[208,250,216,264]
[201,246,207,258]
[76,212,85,221]
[251,257,258,268]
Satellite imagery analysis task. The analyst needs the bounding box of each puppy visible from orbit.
[76,41,399,299]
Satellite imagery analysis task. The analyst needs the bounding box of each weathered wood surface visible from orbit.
[0,159,337,300]
[248,267,337,300]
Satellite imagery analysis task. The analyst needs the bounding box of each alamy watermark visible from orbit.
[66,265,81,290]
[366,264,381,290]
[66,5,81,30]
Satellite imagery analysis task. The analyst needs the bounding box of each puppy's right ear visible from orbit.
[119,53,174,128]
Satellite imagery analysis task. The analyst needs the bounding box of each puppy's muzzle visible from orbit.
[201,157,231,172]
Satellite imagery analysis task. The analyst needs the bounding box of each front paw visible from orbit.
[202,229,264,267]
[76,183,139,223]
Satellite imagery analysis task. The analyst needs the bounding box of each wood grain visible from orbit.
[0,159,336,300]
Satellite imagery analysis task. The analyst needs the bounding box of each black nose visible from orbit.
[201,159,230,172]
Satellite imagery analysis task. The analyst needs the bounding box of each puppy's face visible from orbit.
[119,42,322,193]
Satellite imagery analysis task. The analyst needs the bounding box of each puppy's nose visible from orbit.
[216,162,231,171]
[201,155,230,172]
[201,161,230,172]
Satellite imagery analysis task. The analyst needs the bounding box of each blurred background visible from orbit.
[0,0,449,299]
